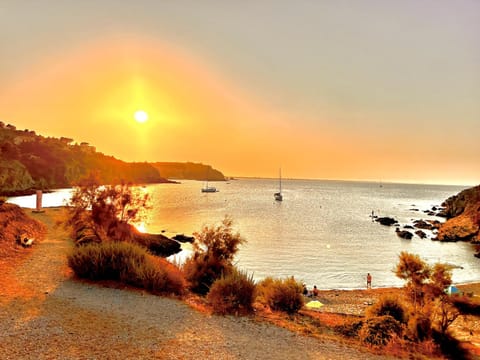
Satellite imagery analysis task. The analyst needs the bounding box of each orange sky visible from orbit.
[1,2,479,185]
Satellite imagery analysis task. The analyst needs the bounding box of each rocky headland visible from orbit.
[375,184,480,256]
[436,185,480,244]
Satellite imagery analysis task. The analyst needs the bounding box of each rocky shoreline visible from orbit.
[374,184,480,256]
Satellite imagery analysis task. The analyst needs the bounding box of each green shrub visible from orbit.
[358,315,403,346]
[183,253,232,295]
[367,295,408,324]
[207,268,256,315]
[67,242,185,295]
[257,276,304,314]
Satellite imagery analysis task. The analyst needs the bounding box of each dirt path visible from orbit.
[0,209,393,359]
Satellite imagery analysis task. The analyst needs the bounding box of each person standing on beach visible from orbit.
[366,273,372,289]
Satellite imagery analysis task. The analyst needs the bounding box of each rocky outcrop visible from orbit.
[442,185,480,218]
[437,185,480,243]
[436,214,479,242]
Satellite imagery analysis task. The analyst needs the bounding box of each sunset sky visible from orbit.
[1,1,479,185]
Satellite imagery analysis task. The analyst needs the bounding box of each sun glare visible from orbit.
[134,222,147,233]
[134,110,148,123]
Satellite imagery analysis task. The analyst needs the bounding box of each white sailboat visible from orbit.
[201,168,217,193]
[202,181,217,193]
[274,168,283,201]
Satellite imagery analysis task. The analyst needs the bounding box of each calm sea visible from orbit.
[9,179,477,290]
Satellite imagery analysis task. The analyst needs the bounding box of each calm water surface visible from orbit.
[9,179,477,289]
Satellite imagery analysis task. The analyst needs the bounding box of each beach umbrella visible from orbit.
[306,300,324,309]
[446,285,460,295]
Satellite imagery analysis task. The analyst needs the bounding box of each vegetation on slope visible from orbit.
[0,200,46,261]
[0,122,227,196]
[0,122,171,196]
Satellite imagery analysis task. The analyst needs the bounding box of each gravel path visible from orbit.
[0,209,393,359]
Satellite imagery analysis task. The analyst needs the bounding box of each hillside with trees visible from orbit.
[0,123,174,195]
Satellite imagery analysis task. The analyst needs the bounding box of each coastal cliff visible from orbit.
[437,185,480,243]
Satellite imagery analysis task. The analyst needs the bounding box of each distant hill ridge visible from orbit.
[151,162,225,181]
[0,122,225,196]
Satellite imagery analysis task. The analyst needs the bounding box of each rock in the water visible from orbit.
[172,234,195,243]
[395,228,413,239]
[133,232,181,257]
[415,230,427,239]
[413,219,434,230]
[404,225,414,229]
[375,217,398,226]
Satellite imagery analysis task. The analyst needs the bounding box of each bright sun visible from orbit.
[134,110,149,123]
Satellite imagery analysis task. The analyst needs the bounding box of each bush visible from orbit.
[358,315,403,346]
[183,253,232,295]
[184,216,245,295]
[137,256,186,295]
[67,242,185,295]
[207,268,256,315]
[366,295,408,324]
[257,276,304,314]
[192,216,245,262]
[335,319,364,338]
[63,175,150,244]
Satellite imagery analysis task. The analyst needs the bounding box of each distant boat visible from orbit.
[202,184,217,193]
[201,168,218,193]
[274,168,283,201]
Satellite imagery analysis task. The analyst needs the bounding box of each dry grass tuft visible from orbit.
[0,203,46,261]
[67,241,186,295]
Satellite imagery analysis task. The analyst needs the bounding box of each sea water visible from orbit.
[9,179,477,289]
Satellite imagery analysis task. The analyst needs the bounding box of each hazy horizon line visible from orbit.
[227,176,475,188]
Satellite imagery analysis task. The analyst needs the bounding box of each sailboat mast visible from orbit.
[279,168,282,193]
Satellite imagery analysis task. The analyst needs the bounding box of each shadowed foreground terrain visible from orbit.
[0,208,390,359]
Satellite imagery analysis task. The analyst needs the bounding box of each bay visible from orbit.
[8,179,477,290]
